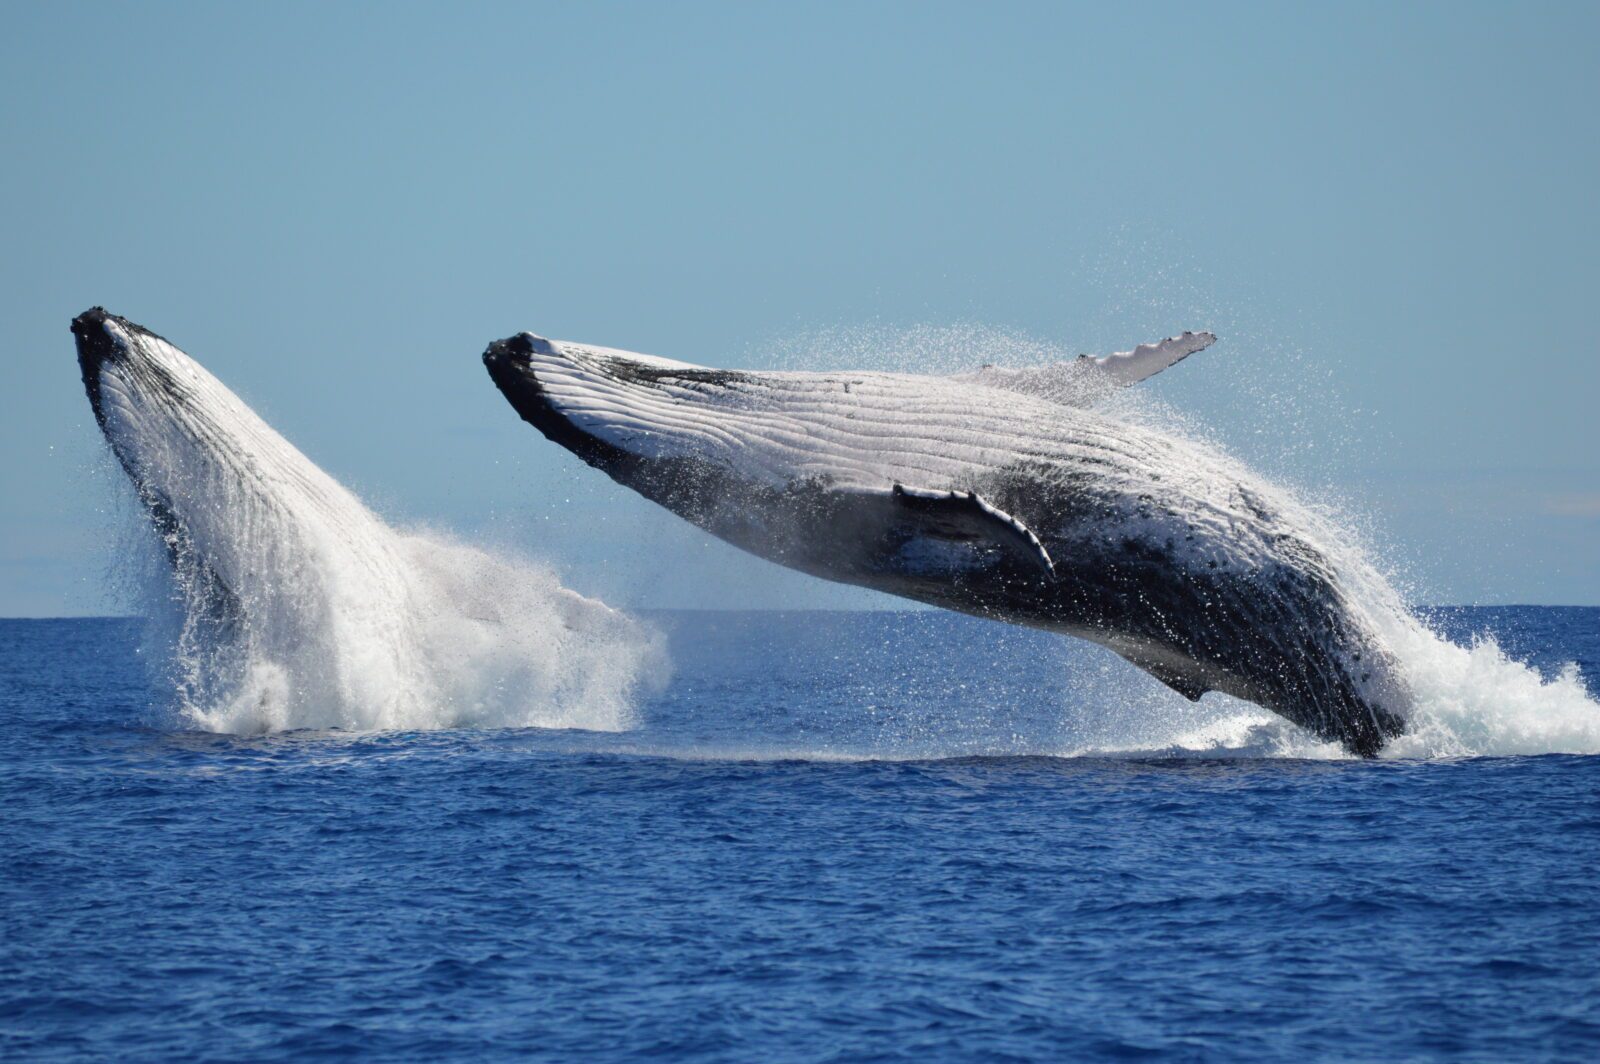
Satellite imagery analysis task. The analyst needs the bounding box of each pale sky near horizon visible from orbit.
[2,1,1597,615]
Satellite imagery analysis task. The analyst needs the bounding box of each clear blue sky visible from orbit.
[2,1,1597,615]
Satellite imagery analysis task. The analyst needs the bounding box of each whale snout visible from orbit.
[71,306,174,379]
[481,333,573,434]
[71,306,126,373]
[481,331,560,374]
[483,332,608,473]
[69,307,228,494]
[482,332,559,426]
[70,306,117,333]
[72,307,141,428]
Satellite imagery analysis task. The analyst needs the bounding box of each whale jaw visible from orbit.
[71,306,121,429]
[71,309,232,613]
[72,307,178,474]
[482,332,636,474]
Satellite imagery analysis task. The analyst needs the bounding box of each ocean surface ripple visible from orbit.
[3,609,1599,1061]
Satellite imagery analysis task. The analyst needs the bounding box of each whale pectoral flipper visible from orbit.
[883,484,1056,578]
[963,332,1217,407]
[1083,331,1217,386]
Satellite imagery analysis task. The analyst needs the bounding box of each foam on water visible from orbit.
[1379,625,1600,758]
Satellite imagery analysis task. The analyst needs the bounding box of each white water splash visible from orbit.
[1378,626,1600,758]
[1118,630,1600,760]
[155,530,667,735]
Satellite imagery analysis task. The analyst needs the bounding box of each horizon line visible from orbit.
[3,603,1598,623]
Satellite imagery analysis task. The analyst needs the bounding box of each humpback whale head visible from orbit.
[74,309,254,499]
[74,306,190,478]
[72,307,366,530]
[72,307,368,576]
[482,332,749,481]
[72,306,253,597]
[482,331,801,545]
[485,328,1412,756]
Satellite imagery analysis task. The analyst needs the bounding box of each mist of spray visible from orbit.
[131,525,668,735]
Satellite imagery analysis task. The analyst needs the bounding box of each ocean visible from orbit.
[3,607,1598,1061]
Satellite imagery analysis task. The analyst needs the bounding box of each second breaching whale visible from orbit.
[72,308,660,732]
[483,328,1413,756]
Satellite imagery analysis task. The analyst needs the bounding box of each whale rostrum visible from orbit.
[484,329,1410,756]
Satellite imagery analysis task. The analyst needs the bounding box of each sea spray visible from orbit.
[145,527,668,735]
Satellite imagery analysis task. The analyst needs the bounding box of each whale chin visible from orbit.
[482,330,726,476]
[71,306,123,417]
[483,328,1411,757]
[72,308,174,465]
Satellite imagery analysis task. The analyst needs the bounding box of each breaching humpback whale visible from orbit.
[484,328,1411,756]
[71,307,654,731]
[71,306,428,717]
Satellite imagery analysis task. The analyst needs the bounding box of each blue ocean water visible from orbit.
[3,608,1599,1061]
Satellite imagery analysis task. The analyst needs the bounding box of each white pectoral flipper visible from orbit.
[965,330,1216,407]
[1080,331,1217,385]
